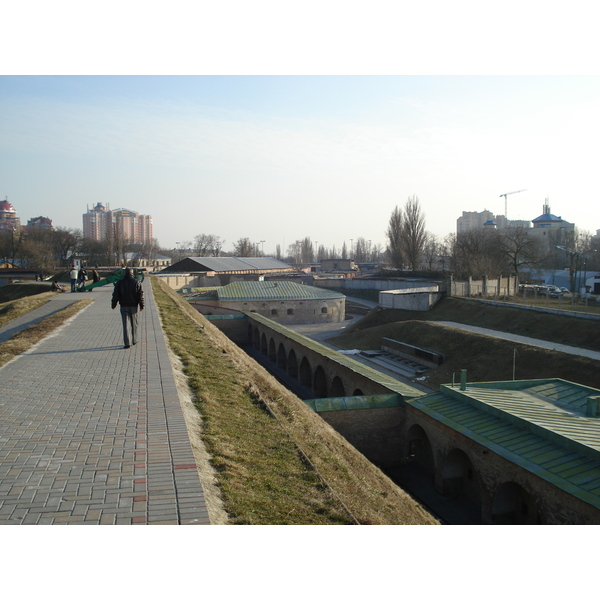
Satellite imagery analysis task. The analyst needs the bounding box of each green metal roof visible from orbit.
[217,280,345,302]
[247,312,423,399]
[407,379,600,509]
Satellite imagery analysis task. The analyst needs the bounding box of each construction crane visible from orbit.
[499,189,527,220]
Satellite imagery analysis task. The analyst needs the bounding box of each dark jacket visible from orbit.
[111,274,144,309]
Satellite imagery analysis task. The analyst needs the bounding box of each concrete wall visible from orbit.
[203,315,249,344]
[450,275,517,297]
[379,289,441,310]
[315,278,442,292]
[319,407,405,468]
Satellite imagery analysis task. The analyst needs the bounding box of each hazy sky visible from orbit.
[2,74,599,254]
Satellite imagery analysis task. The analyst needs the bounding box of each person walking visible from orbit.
[77,267,88,290]
[111,268,144,349]
[90,269,100,291]
[69,266,78,293]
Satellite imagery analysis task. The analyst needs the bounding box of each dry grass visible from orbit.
[332,319,600,390]
[330,296,600,389]
[0,291,56,329]
[0,283,54,303]
[151,276,437,525]
[0,299,93,368]
[344,296,600,352]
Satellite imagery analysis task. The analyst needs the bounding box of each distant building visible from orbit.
[319,258,357,272]
[26,216,53,231]
[123,252,171,270]
[530,198,574,234]
[83,203,153,245]
[157,256,296,290]
[457,209,495,234]
[457,201,570,236]
[189,280,346,324]
[0,198,21,232]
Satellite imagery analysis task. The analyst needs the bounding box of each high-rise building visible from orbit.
[456,210,495,233]
[26,216,53,230]
[457,209,531,234]
[0,197,21,232]
[83,203,153,245]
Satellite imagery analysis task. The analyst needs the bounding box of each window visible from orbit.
[321,307,328,314]
[287,308,294,315]
[271,309,278,316]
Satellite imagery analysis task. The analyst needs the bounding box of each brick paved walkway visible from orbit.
[0,282,210,525]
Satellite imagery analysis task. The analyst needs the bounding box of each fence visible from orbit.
[450,276,516,298]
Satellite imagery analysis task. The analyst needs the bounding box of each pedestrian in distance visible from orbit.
[77,268,88,290]
[69,266,78,293]
[111,268,144,349]
[90,269,100,291]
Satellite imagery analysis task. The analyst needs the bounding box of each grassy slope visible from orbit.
[0,283,54,303]
[0,291,56,329]
[151,276,437,525]
[344,296,600,351]
[330,297,600,390]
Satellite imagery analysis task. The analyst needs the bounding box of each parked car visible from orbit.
[560,287,570,294]
[549,289,563,298]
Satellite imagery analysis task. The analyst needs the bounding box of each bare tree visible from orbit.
[234,237,254,257]
[403,195,427,271]
[421,232,441,271]
[194,234,223,256]
[51,227,81,267]
[341,241,348,260]
[386,205,404,269]
[499,227,542,282]
[354,237,370,263]
[453,228,505,279]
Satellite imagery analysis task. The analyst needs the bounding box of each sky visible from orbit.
[3,75,600,255]
[2,4,600,258]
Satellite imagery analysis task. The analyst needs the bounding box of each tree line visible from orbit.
[0,226,162,275]
[384,195,600,288]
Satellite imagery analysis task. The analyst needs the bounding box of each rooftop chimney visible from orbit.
[586,396,600,418]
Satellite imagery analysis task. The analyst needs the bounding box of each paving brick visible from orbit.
[0,284,209,526]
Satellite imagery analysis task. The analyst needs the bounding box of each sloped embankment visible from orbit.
[331,319,600,390]
[343,296,600,352]
[152,276,437,525]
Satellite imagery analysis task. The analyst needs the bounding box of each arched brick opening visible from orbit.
[330,376,346,398]
[252,327,260,349]
[299,356,312,388]
[406,424,435,480]
[277,343,287,370]
[288,349,298,378]
[314,365,327,397]
[492,482,543,525]
[268,337,276,362]
[442,448,482,509]
[352,388,364,396]
[260,332,268,355]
